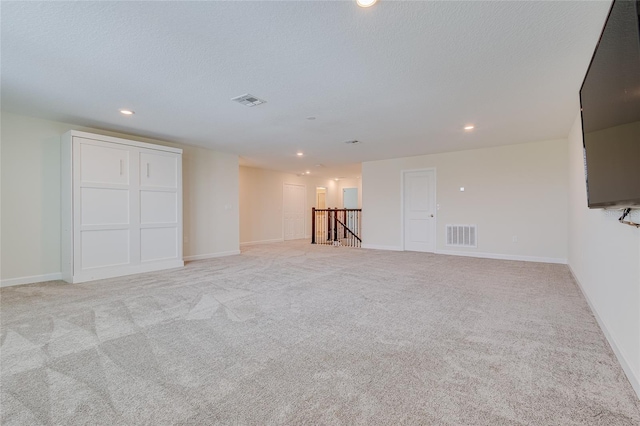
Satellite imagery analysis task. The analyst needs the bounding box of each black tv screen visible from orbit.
[580,0,640,208]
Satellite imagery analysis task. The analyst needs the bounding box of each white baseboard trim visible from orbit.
[361,243,403,251]
[568,266,640,399]
[68,260,185,284]
[1,272,63,288]
[359,245,567,264]
[184,250,241,261]
[435,249,567,264]
[240,238,284,247]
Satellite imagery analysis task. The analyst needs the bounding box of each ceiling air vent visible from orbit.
[446,225,477,248]
[344,140,361,145]
[231,94,266,107]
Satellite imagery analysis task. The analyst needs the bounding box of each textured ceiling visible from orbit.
[1,1,611,178]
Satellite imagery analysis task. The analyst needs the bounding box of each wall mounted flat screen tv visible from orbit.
[580,0,640,208]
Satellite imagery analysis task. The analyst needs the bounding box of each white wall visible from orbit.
[1,111,240,285]
[239,166,361,245]
[567,112,640,397]
[362,139,568,262]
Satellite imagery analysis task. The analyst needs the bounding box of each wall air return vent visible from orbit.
[231,94,266,107]
[446,225,477,248]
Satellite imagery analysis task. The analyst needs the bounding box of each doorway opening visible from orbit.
[316,187,326,209]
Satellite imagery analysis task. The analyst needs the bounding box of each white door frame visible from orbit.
[282,183,307,240]
[401,168,437,252]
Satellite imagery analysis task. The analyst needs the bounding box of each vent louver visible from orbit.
[231,94,266,107]
[446,225,477,247]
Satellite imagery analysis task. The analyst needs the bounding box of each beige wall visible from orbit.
[239,166,361,244]
[567,113,640,396]
[361,139,569,261]
[1,111,240,284]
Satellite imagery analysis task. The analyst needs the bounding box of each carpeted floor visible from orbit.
[1,240,639,425]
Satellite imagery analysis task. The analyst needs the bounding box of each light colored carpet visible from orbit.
[1,240,639,425]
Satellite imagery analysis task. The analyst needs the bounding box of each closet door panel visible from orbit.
[81,229,130,269]
[140,152,177,188]
[141,228,177,262]
[81,188,129,225]
[139,148,181,265]
[140,191,177,224]
[80,142,130,185]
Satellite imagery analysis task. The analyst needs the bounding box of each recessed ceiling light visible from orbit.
[297,152,304,157]
[305,171,310,174]
[334,178,340,181]
[464,125,475,131]
[120,109,134,115]
[356,0,377,8]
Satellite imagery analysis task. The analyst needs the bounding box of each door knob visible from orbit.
[430,214,434,217]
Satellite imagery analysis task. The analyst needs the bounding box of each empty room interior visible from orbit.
[2,0,640,424]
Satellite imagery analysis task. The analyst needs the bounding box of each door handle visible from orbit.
[430,214,434,217]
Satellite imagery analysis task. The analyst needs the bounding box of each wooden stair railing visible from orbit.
[336,217,361,243]
[312,208,362,247]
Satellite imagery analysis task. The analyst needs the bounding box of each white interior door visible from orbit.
[343,188,358,209]
[342,188,359,235]
[139,149,181,263]
[284,184,306,240]
[315,188,326,241]
[403,169,436,252]
[75,138,134,272]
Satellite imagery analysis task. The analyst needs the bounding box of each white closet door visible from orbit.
[283,184,306,240]
[140,152,178,188]
[74,138,134,273]
[80,143,130,185]
[139,149,182,263]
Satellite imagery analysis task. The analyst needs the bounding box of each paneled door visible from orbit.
[403,169,436,252]
[74,138,133,273]
[139,149,182,263]
[343,188,359,233]
[283,183,306,240]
